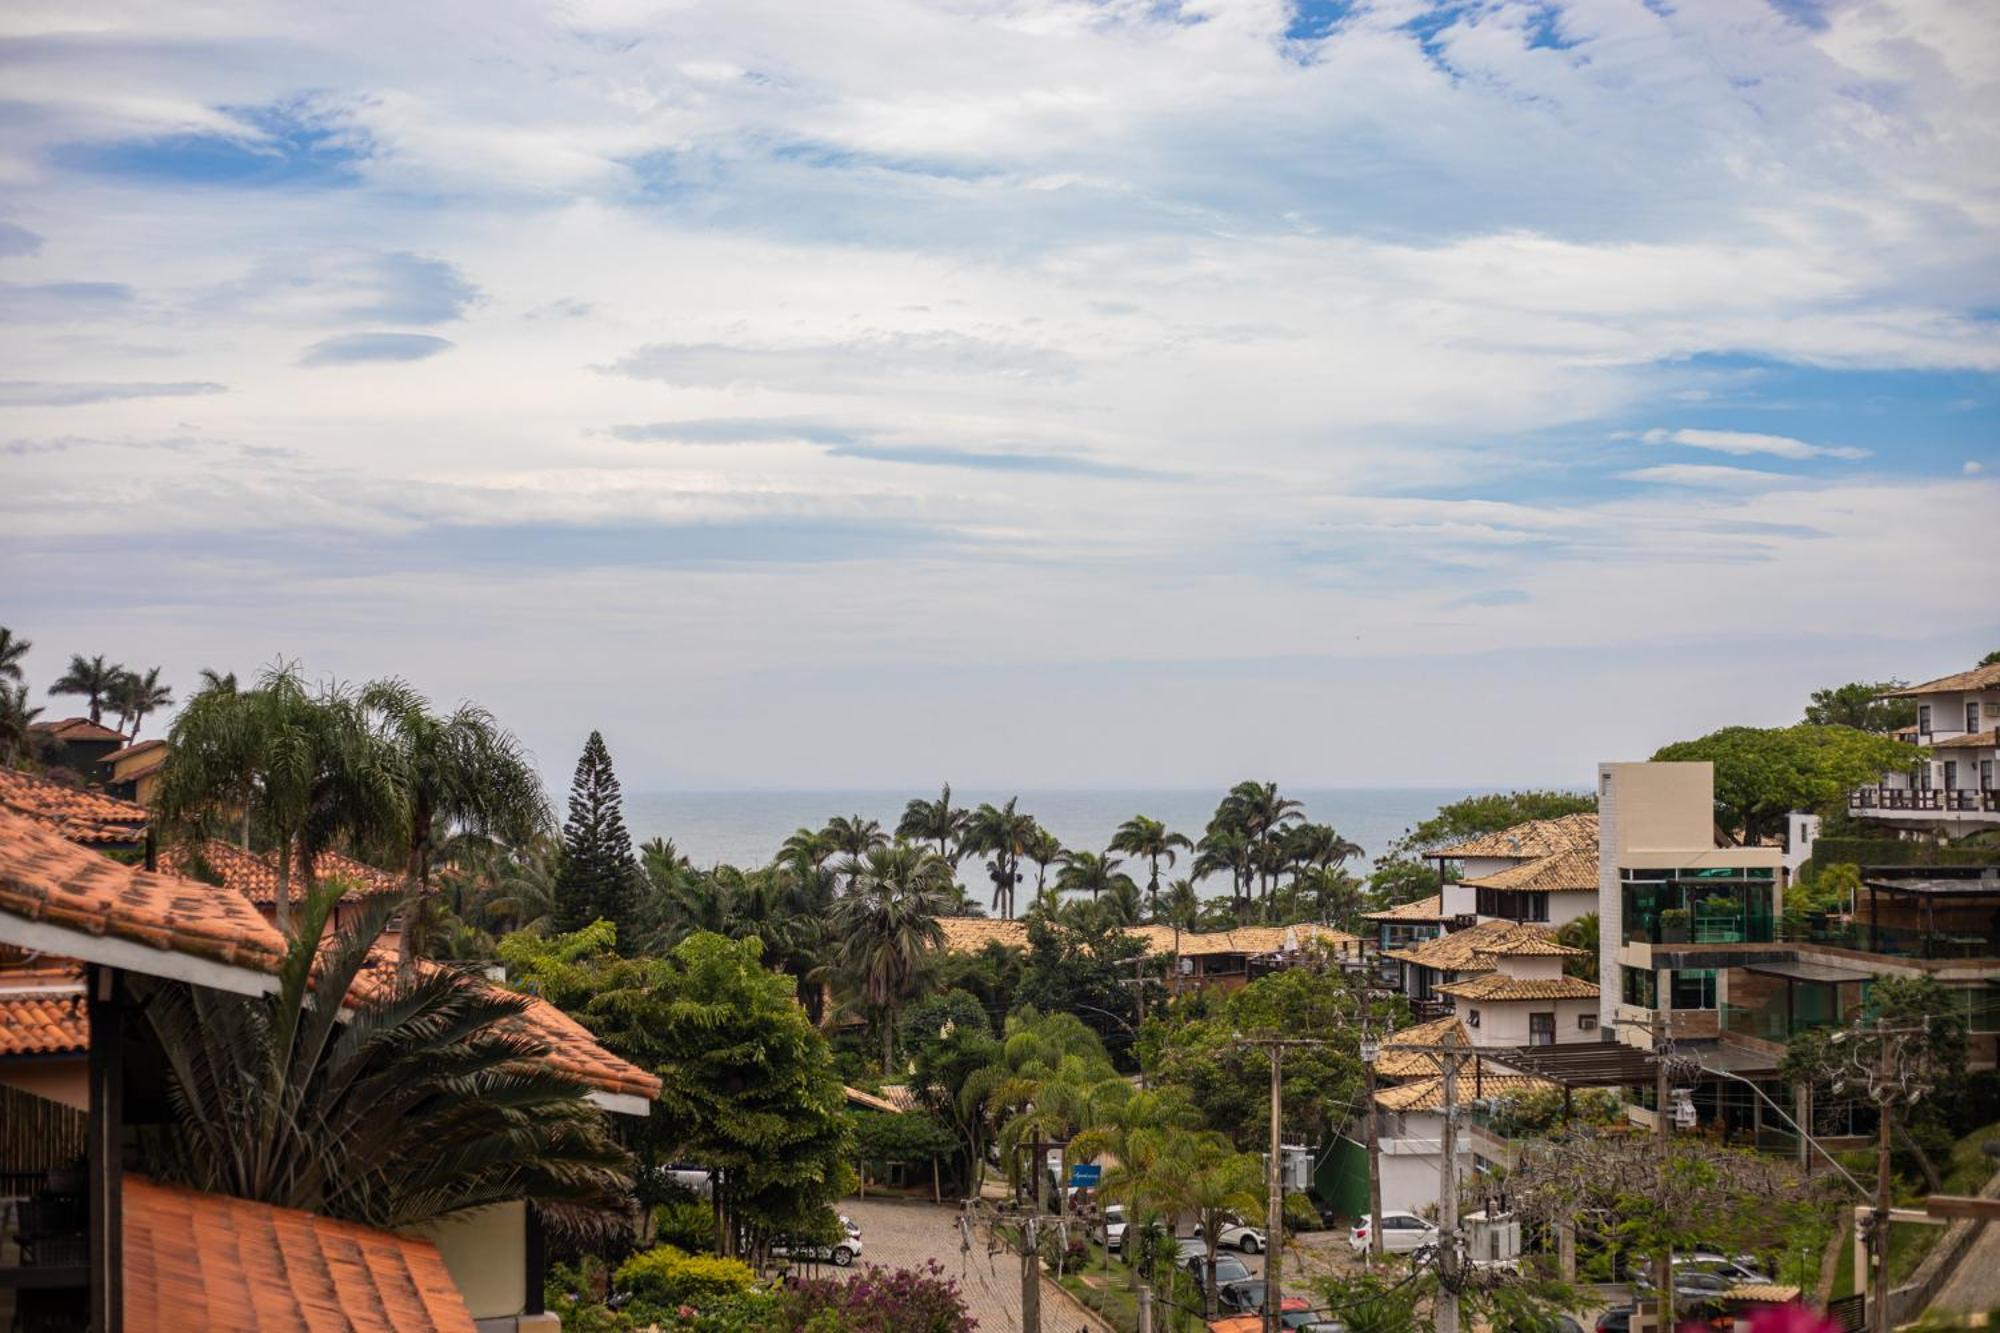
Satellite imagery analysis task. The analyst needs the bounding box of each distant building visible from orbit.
[25,717,127,775]
[1847,662,2000,832]
[97,739,167,807]
[933,917,1361,995]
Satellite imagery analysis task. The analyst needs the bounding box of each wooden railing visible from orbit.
[1849,788,2000,813]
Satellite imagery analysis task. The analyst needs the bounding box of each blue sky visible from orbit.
[0,0,1995,790]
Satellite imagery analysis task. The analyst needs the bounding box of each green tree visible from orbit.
[0,626,28,684]
[830,844,953,1074]
[365,681,551,964]
[823,813,888,891]
[1389,789,1597,858]
[1014,915,1146,1059]
[1652,724,1918,844]
[1557,912,1599,982]
[1803,681,1916,733]
[904,991,1004,1193]
[503,928,854,1258]
[1055,849,1137,905]
[963,798,1036,918]
[1161,1131,1265,1317]
[1365,855,1444,911]
[1022,824,1065,900]
[1979,650,2000,668]
[1110,815,1193,916]
[552,731,643,944]
[0,683,41,766]
[1071,1088,1203,1282]
[157,663,405,936]
[50,652,124,725]
[111,665,174,738]
[897,784,968,864]
[135,881,629,1229]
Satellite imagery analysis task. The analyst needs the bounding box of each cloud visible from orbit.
[1620,464,1800,488]
[0,380,226,406]
[1640,427,1868,460]
[0,282,136,323]
[1968,461,1986,475]
[297,332,454,366]
[609,417,1163,477]
[0,222,43,257]
[604,332,1077,392]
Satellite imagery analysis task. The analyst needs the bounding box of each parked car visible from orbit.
[1183,1250,1254,1293]
[1101,1204,1128,1250]
[1595,1308,1635,1333]
[1348,1212,1439,1254]
[1216,1281,1310,1315]
[1194,1214,1269,1253]
[838,1214,862,1239]
[1676,1253,1772,1284]
[1633,1268,1736,1301]
[771,1234,863,1267]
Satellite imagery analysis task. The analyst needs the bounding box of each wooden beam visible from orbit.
[1925,1195,2000,1221]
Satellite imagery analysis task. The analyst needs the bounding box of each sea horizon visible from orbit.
[622,784,1517,882]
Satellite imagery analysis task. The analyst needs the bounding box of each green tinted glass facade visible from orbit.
[1621,868,1777,944]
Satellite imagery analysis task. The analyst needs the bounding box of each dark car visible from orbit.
[1184,1252,1254,1292]
[1596,1308,1635,1333]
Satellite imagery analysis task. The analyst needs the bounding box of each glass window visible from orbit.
[1968,701,1981,733]
[1944,761,1958,791]
[1982,760,1993,791]
[1919,704,1932,734]
[1670,969,1717,1010]
[1622,965,1658,1008]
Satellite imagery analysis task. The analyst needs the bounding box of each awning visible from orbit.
[1745,960,1875,984]
[1485,1041,1659,1088]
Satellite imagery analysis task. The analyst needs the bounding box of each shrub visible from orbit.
[778,1259,977,1333]
[615,1245,757,1308]
[653,1198,717,1252]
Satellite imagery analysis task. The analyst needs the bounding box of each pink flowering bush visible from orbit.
[779,1259,978,1333]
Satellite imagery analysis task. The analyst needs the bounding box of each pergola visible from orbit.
[1488,1041,1660,1119]
[1860,875,2000,959]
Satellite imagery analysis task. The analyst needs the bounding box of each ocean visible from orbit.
[620,786,1492,884]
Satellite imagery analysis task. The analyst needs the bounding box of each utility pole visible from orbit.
[1437,1039,1463,1333]
[1829,1015,1934,1333]
[1021,1214,1041,1333]
[1238,1035,1328,1333]
[1361,1019,1386,1264]
[1137,1281,1153,1333]
[1653,1032,1674,1333]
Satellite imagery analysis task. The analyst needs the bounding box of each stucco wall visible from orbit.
[415,1200,527,1321]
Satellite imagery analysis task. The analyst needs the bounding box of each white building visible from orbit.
[1426,813,1601,929]
[1848,663,2000,832]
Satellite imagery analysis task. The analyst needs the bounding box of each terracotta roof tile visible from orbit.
[1459,849,1599,893]
[122,1176,477,1332]
[101,739,168,764]
[158,840,407,905]
[1886,664,2000,697]
[29,717,128,744]
[934,916,1028,953]
[0,984,86,1055]
[0,767,150,846]
[1436,973,1601,1002]
[1932,729,1997,750]
[844,1085,904,1114]
[1373,1015,1470,1079]
[1373,1072,1555,1112]
[0,809,286,973]
[1361,894,1449,923]
[1383,919,1580,971]
[931,916,1360,959]
[1428,813,1598,862]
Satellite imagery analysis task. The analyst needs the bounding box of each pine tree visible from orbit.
[552,731,641,946]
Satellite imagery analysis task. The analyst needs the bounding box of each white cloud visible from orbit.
[1968,461,1987,475]
[1620,464,1801,489]
[1639,427,1870,460]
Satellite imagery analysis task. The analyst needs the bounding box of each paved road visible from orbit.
[1930,1216,1999,1315]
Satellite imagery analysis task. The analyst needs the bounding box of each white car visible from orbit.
[1101,1204,1128,1251]
[772,1234,863,1268]
[1349,1212,1439,1254]
[1193,1215,1268,1254]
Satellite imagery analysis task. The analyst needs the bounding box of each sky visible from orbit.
[1,0,1996,792]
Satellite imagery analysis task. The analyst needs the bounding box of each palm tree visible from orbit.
[1161,1132,1266,1318]
[823,813,888,891]
[0,683,41,766]
[157,663,405,936]
[829,844,952,1073]
[1072,1088,1202,1282]
[50,653,124,725]
[779,826,836,869]
[362,681,551,966]
[1109,815,1192,916]
[1285,822,1363,873]
[474,835,563,935]
[1225,780,1306,902]
[0,627,29,684]
[962,798,1036,918]
[112,665,174,738]
[1193,825,1254,919]
[132,881,630,1229]
[1022,825,1064,899]
[196,668,239,693]
[1055,849,1137,905]
[897,784,968,863]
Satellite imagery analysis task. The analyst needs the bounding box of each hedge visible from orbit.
[1807,837,2000,875]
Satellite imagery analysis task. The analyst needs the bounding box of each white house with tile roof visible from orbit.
[1848,662,2000,832]
[1427,813,1601,929]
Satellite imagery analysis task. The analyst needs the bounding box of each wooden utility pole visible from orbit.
[1654,1041,1674,1333]
[1437,1042,1462,1333]
[1363,1024,1386,1264]
[1021,1214,1041,1333]
[1238,1035,1327,1333]
[1871,1028,1894,1333]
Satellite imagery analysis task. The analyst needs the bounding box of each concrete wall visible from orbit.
[0,1056,88,1111]
[1464,997,1598,1047]
[415,1200,527,1322]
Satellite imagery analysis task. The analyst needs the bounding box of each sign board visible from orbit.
[1068,1164,1101,1189]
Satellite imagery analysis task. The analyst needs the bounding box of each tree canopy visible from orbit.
[1387,788,1597,858]
[1802,680,1916,733]
[1651,723,1918,844]
[552,730,643,944]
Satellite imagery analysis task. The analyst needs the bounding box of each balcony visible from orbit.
[1849,788,2000,815]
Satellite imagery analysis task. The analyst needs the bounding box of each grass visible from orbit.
[1828,1120,2000,1297]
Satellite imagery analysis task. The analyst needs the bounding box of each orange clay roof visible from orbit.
[29,717,128,744]
[931,916,1360,958]
[1361,893,1449,923]
[0,982,86,1055]
[0,808,286,973]
[935,916,1028,952]
[1885,664,2000,697]
[159,840,407,905]
[1428,813,1598,862]
[1382,919,1580,971]
[1459,849,1599,894]
[122,1176,476,1333]
[1435,972,1600,1002]
[1932,729,1997,750]
[102,738,168,764]
[0,767,150,846]
[1372,1015,1471,1080]
[1373,1072,1556,1112]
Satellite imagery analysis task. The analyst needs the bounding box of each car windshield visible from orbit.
[1214,1259,1252,1283]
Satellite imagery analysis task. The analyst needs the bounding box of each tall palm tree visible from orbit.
[113,665,174,739]
[823,813,888,892]
[1109,815,1192,916]
[475,835,563,935]
[1022,825,1065,899]
[132,881,630,1230]
[1161,1133,1266,1318]
[962,798,1036,918]
[1072,1088,1202,1282]
[1224,780,1305,903]
[897,784,968,864]
[0,627,29,684]
[1193,825,1254,919]
[157,663,405,936]
[830,844,953,1073]
[0,683,41,766]
[1285,822,1363,873]
[50,653,124,725]
[362,681,551,966]
[779,825,836,869]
